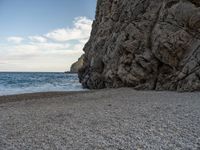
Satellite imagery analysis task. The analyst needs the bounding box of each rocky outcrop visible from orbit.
[70,55,84,73]
[79,0,200,91]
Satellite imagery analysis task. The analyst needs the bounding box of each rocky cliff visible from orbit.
[70,55,84,73]
[78,0,200,91]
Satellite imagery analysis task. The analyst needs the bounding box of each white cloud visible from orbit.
[7,36,24,44]
[1,42,71,56]
[0,41,85,71]
[0,16,92,72]
[29,36,47,43]
[0,60,8,64]
[46,16,93,42]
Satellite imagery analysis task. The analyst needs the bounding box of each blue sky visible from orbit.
[0,0,96,72]
[0,0,96,36]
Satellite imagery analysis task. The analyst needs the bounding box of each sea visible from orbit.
[0,72,84,96]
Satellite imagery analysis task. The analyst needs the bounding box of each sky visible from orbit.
[0,0,96,72]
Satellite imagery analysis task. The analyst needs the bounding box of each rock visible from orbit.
[70,55,84,73]
[78,0,200,91]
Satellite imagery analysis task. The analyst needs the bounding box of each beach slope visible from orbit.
[0,88,200,149]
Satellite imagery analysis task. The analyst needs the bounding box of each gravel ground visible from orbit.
[0,88,200,150]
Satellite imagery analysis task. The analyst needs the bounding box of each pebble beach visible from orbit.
[0,88,200,149]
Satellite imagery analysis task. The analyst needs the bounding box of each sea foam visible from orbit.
[0,72,84,96]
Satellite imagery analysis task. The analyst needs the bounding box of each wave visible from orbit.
[0,72,85,96]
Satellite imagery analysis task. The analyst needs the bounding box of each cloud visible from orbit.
[0,16,92,71]
[0,60,8,64]
[29,36,47,43]
[7,36,24,44]
[1,42,71,57]
[46,16,93,42]
[0,41,85,71]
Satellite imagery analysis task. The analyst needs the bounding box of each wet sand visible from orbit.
[0,88,200,149]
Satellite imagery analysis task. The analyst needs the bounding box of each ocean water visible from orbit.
[0,72,84,96]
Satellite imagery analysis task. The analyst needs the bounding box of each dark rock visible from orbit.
[78,0,200,91]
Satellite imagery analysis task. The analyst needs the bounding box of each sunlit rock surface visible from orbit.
[70,55,84,73]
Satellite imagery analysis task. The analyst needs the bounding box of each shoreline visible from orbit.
[0,90,91,104]
[0,88,198,104]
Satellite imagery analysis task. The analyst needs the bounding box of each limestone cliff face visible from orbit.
[78,0,200,91]
[70,55,84,73]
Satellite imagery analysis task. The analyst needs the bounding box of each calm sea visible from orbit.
[0,72,84,96]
